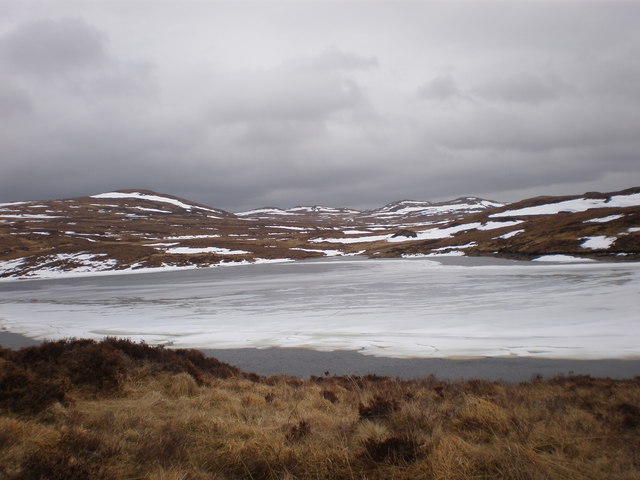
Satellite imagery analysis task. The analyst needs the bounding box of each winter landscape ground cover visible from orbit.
[1,339,639,480]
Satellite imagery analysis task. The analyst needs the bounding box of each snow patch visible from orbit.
[310,234,389,244]
[533,255,596,263]
[477,220,524,230]
[426,250,466,257]
[132,206,171,213]
[431,242,477,251]
[387,222,482,243]
[162,234,221,240]
[0,258,26,276]
[498,229,525,239]
[290,248,343,257]
[237,208,298,216]
[0,214,63,219]
[166,247,250,255]
[91,192,222,214]
[580,236,616,250]
[268,225,307,231]
[585,214,624,223]
[492,192,640,217]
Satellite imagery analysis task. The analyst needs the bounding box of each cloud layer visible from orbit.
[1,1,639,211]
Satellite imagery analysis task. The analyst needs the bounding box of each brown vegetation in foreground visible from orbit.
[1,339,639,479]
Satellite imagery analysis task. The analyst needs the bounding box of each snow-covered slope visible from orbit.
[90,191,227,216]
[381,187,640,260]
[491,192,640,217]
[237,197,502,225]
[1,187,639,279]
[368,198,504,218]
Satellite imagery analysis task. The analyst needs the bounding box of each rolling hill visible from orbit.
[0,187,638,279]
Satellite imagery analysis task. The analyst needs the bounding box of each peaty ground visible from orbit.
[1,338,639,480]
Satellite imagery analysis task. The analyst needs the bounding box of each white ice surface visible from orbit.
[1,257,639,359]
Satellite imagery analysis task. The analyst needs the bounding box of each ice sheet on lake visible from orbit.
[1,258,639,359]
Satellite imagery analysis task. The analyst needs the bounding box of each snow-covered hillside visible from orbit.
[0,187,639,279]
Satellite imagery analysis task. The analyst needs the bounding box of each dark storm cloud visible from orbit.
[0,2,639,210]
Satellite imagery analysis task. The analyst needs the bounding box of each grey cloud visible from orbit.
[205,51,374,152]
[211,73,366,123]
[1,18,107,77]
[74,60,158,101]
[1,2,639,209]
[426,101,640,154]
[473,72,570,105]
[210,54,371,124]
[587,63,640,100]
[0,82,31,116]
[298,47,378,72]
[417,74,461,102]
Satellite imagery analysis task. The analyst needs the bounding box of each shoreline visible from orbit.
[201,347,640,382]
[2,332,639,381]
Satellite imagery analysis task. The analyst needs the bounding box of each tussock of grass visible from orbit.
[1,339,639,479]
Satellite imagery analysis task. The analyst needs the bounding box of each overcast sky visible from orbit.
[1,1,639,211]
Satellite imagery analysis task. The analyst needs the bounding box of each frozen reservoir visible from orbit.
[0,257,638,359]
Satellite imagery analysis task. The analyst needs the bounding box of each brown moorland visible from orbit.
[1,187,638,279]
[1,339,639,479]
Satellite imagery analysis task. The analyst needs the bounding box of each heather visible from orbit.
[1,339,639,479]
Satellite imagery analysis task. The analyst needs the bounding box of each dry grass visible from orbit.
[1,340,639,479]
